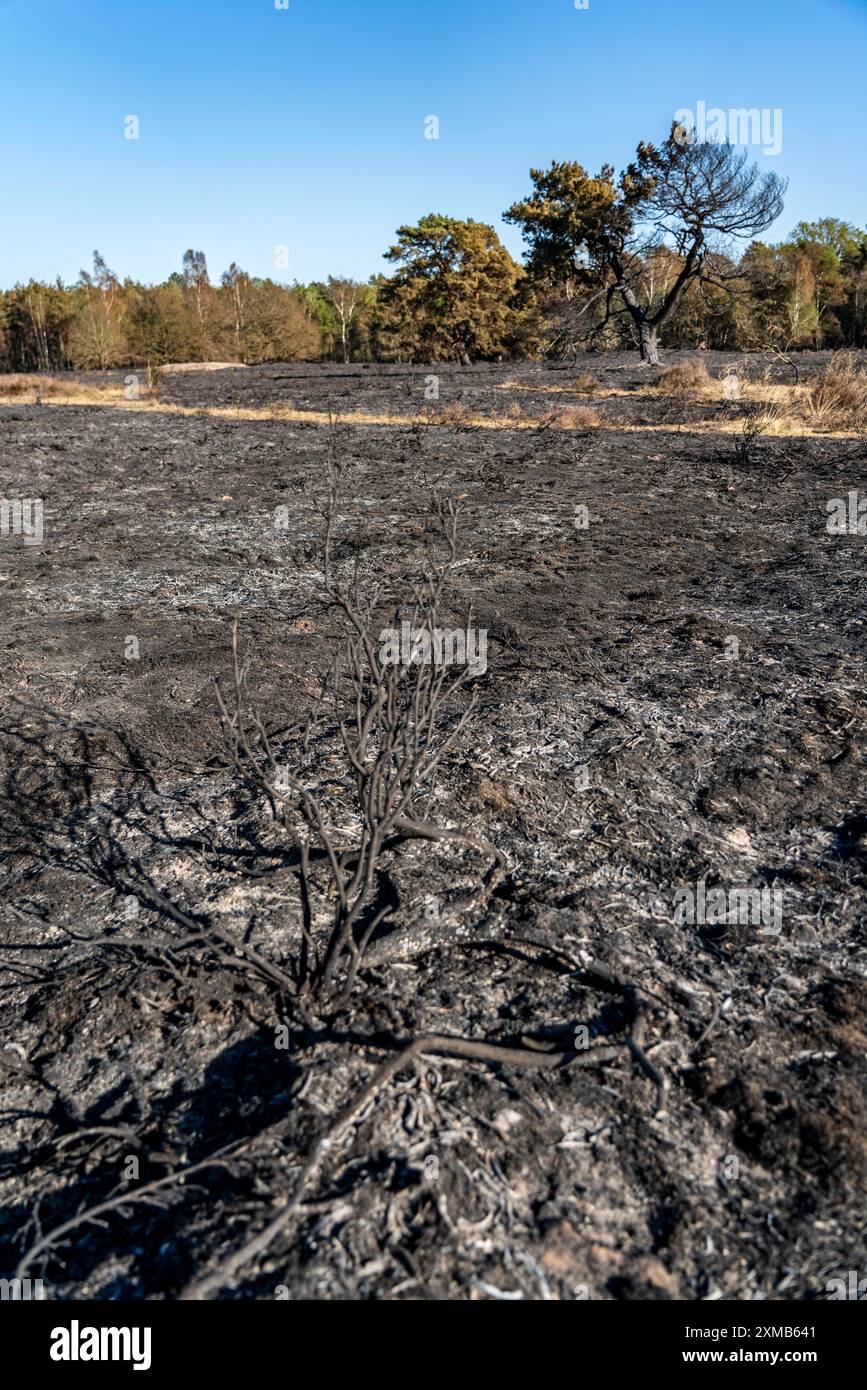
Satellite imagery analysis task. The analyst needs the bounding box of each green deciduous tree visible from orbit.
[68,252,128,369]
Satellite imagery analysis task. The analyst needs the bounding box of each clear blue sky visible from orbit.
[1,0,865,288]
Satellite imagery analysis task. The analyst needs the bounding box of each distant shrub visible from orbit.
[575,372,598,393]
[654,360,710,394]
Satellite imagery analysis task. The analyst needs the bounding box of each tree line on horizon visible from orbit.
[3,128,866,373]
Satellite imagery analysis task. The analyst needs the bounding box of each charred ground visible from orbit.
[1,354,865,1300]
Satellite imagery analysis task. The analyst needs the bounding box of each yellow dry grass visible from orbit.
[0,374,120,402]
[0,374,160,404]
[0,373,860,438]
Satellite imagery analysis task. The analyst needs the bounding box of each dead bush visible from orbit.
[731,399,786,466]
[217,473,504,1006]
[575,372,598,393]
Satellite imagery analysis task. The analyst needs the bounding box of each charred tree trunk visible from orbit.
[616,274,661,366]
[638,320,660,365]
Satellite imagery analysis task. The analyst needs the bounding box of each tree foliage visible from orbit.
[378,214,524,363]
[505,127,787,362]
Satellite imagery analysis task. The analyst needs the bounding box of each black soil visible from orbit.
[1,355,865,1301]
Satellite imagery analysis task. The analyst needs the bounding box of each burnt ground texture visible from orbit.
[1,353,865,1302]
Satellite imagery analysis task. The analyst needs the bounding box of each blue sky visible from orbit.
[0,0,865,288]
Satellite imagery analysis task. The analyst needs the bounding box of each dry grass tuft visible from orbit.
[654,360,711,394]
[575,372,598,393]
[538,405,600,430]
[805,352,867,430]
[428,401,475,427]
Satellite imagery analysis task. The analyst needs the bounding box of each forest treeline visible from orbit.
[3,152,866,371]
